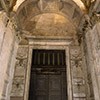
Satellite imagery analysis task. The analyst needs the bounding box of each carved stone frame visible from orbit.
[24,37,73,100]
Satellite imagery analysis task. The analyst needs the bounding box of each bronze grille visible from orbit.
[32,49,66,68]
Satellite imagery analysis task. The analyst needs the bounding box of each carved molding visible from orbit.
[11,46,28,97]
[90,11,100,26]
[9,16,22,43]
[70,46,88,99]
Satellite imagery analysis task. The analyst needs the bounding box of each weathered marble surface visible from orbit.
[11,46,28,98]
[0,11,19,100]
[70,46,87,100]
[85,23,100,100]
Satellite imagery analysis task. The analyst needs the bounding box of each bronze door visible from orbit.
[28,49,67,100]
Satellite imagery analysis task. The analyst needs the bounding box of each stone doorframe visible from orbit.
[24,37,73,100]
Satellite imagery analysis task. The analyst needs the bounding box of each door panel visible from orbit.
[35,74,48,100]
[29,72,67,100]
[49,75,61,100]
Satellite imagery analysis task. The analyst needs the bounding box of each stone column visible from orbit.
[85,23,100,100]
[0,12,7,54]
[0,11,20,100]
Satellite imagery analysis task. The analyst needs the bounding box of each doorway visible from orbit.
[28,49,67,100]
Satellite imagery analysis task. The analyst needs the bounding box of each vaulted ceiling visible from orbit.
[0,0,97,41]
[14,0,83,37]
[0,0,96,13]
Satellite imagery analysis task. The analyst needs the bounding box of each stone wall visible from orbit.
[0,11,19,100]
